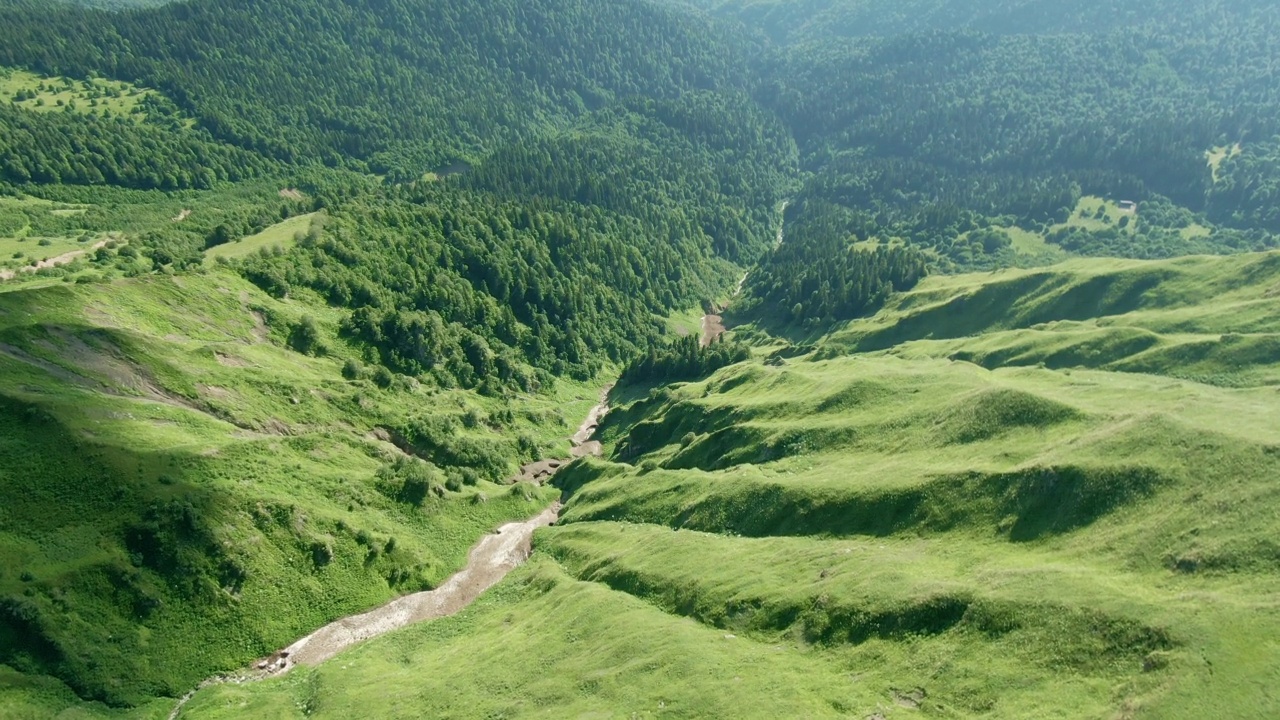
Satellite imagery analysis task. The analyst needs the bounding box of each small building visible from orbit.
[1117,200,1138,213]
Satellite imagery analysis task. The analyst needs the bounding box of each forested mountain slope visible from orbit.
[728,0,1280,272]
[0,0,755,179]
[687,0,1276,40]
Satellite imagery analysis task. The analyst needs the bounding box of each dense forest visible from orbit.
[619,334,751,383]
[0,0,754,177]
[240,184,737,391]
[737,200,931,325]
[1,0,1279,370]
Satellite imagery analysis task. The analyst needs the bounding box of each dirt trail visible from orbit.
[0,240,109,281]
[168,387,613,719]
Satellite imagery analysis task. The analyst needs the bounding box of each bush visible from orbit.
[375,456,444,507]
[341,358,363,380]
[288,315,323,355]
[310,541,333,567]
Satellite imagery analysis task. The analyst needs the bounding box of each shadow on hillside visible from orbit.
[561,461,1167,544]
[0,394,244,707]
[852,267,1174,353]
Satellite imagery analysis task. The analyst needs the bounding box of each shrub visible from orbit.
[341,358,363,380]
[310,541,333,567]
[288,316,323,355]
[375,456,444,506]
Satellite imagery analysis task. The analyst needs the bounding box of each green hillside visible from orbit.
[171,251,1280,718]
[0,268,598,710]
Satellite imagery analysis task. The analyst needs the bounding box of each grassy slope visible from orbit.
[823,251,1280,387]
[0,268,597,713]
[1,68,157,121]
[203,213,315,264]
[182,251,1280,718]
[1206,143,1241,182]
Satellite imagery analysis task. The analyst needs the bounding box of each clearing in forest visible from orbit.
[204,212,318,263]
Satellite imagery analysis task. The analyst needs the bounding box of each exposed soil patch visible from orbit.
[0,342,101,390]
[278,188,304,200]
[198,384,233,400]
[701,314,726,347]
[259,418,292,436]
[892,687,927,709]
[213,352,250,368]
[36,329,204,414]
[249,310,269,343]
[172,209,192,222]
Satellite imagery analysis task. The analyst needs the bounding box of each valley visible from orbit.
[173,253,1280,719]
[2,0,1280,718]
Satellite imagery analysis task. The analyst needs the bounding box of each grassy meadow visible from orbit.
[1,68,157,122]
[0,181,321,289]
[203,212,316,264]
[1206,144,1242,182]
[169,250,1280,718]
[0,195,98,272]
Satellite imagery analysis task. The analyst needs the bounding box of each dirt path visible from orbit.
[0,240,109,281]
[168,387,613,719]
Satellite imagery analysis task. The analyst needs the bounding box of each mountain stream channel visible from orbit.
[167,385,614,719]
